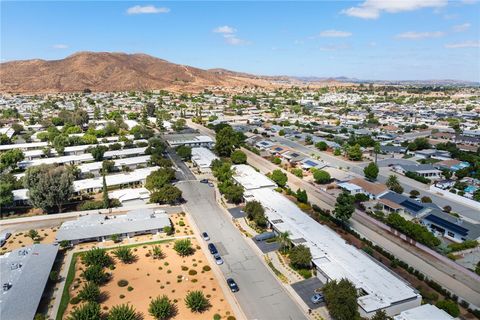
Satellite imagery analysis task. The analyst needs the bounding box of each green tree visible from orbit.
[66,301,101,320]
[315,141,328,151]
[24,164,74,213]
[214,125,242,157]
[77,282,100,302]
[334,192,355,224]
[296,189,308,203]
[313,169,331,184]
[102,173,109,209]
[346,144,362,161]
[0,149,24,171]
[53,134,69,155]
[173,118,186,132]
[176,145,192,160]
[211,159,233,182]
[102,160,115,174]
[89,145,109,161]
[386,175,404,194]
[289,244,312,269]
[185,291,210,313]
[244,200,267,227]
[112,246,136,264]
[435,300,460,317]
[173,239,194,256]
[409,189,420,198]
[371,310,391,320]
[421,196,432,203]
[145,168,176,191]
[0,181,14,210]
[108,304,138,320]
[219,182,244,204]
[27,229,39,240]
[150,185,182,204]
[270,169,287,187]
[363,162,379,181]
[278,231,291,253]
[231,150,247,164]
[149,295,176,320]
[151,245,164,259]
[323,279,360,320]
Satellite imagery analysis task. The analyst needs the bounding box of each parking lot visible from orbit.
[291,277,325,309]
[227,207,246,219]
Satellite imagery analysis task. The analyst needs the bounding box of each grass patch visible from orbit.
[56,252,79,320]
[264,256,288,283]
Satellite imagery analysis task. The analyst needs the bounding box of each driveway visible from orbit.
[178,181,307,320]
[291,277,325,310]
[228,207,246,219]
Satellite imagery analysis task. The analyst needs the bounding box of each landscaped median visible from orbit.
[56,238,235,320]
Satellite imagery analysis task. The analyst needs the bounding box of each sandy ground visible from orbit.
[65,238,234,320]
[0,227,58,254]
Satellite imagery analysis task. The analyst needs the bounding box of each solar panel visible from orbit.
[400,200,423,213]
[425,214,468,236]
[305,160,317,166]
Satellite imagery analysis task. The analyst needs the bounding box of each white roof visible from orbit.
[338,182,363,192]
[232,164,277,190]
[79,155,150,173]
[243,184,419,314]
[191,147,218,168]
[19,153,93,168]
[393,304,453,320]
[0,141,48,151]
[109,187,151,203]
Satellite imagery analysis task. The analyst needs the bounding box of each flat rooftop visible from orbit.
[232,164,277,190]
[244,186,419,314]
[393,304,453,320]
[0,244,59,320]
[56,208,170,242]
[191,147,218,168]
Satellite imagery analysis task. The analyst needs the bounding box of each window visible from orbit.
[447,231,455,238]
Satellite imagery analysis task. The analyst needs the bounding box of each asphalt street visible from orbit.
[179,181,307,320]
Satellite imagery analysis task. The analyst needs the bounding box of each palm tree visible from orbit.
[277,231,291,253]
[107,304,138,320]
[151,245,164,259]
[113,246,136,264]
[77,281,100,302]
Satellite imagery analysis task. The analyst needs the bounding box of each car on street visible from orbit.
[208,182,214,187]
[208,243,218,255]
[226,278,239,292]
[214,254,223,265]
[311,293,324,304]
[200,179,209,183]
[202,232,210,241]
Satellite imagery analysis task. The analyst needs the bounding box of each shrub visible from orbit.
[173,239,194,256]
[202,266,211,272]
[436,300,460,317]
[79,200,105,211]
[112,246,136,264]
[149,295,176,320]
[127,286,134,292]
[214,314,222,320]
[117,279,129,287]
[188,269,197,276]
[66,301,100,320]
[78,282,100,302]
[107,304,138,320]
[82,248,112,267]
[185,291,210,313]
[69,296,81,305]
[81,265,108,284]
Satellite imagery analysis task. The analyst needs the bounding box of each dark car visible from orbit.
[202,232,210,241]
[200,179,209,183]
[226,278,239,292]
[208,243,218,255]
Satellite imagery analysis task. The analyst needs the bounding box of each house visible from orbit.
[420,209,480,242]
[412,149,451,160]
[163,134,214,149]
[108,187,151,205]
[0,244,59,320]
[300,158,324,170]
[393,304,454,320]
[281,151,305,164]
[191,147,218,172]
[434,159,470,172]
[0,126,15,139]
[55,209,171,245]
[377,191,439,217]
[268,145,290,156]
[340,178,389,199]
[392,164,442,179]
[380,145,406,155]
[255,140,275,150]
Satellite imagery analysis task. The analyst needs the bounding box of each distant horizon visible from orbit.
[2,50,479,84]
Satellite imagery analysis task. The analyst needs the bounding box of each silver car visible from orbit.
[214,254,223,265]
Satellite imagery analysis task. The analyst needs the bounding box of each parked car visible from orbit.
[214,254,223,265]
[208,243,218,255]
[226,278,239,292]
[311,293,324,304]
[208,182,214,187]
[202,232,210,241]
[200,179,209,183]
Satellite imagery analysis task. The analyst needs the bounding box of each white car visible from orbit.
[214,254,223,265]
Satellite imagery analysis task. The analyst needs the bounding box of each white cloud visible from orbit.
[126,5,170,15]
[52,44,68,49]
[445,40,480,48]
[213,26,236,34]
[213,25,248,45]
[318,30,352,38]
[453,23,471,32]
[396,31,445,39]
[342,0,447,19]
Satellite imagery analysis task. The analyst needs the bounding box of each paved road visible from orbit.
[179,181,307,320]
[274,136,480,221]
[166,147,197,181]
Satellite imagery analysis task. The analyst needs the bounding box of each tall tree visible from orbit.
[323,279,360,320]
[386,175,404,194]
[102,173,109,209]
[270,169,288,187]
[363,162,379,181]
[24,164,74,213]
[334,192,355,224]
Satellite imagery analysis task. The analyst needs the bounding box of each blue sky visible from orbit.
[1,1,479,81]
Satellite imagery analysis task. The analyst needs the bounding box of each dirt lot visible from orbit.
[0,227,58,254]
[64,238,234,320]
